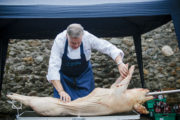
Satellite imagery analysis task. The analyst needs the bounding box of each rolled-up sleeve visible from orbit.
[46,36,63,83]
[89,33,124,60]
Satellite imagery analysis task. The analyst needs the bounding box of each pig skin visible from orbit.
[7,65,153,116]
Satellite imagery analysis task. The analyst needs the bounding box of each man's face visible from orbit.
[67,35,82,49]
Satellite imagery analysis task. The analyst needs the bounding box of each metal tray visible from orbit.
[17,110,140,120]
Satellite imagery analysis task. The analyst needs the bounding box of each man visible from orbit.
[46,23,128,102]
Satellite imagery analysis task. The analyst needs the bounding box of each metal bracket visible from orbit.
[72,117,85,120]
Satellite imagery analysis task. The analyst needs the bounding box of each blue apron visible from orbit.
[53,39,95,100]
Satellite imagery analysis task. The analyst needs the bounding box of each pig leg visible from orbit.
[7,93,34,106]
[133,103,149,114]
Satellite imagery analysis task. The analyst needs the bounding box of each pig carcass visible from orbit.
[7,65,153,116]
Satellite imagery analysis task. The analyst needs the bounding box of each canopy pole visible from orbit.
[0,36,9,98]
[170,0,180,49]
[133,34,145,88]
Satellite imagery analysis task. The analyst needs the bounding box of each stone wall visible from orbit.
[0,21,180,113]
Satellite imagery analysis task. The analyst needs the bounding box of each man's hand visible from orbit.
[51,80,71,103]
[59,91,71,103]
[118,63,128,78]
[115,55,128,78]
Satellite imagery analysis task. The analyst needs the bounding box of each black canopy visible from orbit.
[0,0,180,95]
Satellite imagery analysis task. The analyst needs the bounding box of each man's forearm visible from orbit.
[51,80,64,93]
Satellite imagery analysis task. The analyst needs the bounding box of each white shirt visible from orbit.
[46,30,124,82]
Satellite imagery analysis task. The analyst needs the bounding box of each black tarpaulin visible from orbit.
[0,0,180,95]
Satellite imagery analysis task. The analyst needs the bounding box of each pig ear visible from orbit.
[114,65,135,93]
[128,65,135,77]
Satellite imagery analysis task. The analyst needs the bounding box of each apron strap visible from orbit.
[64,39,68,56]
[80,42,84,57]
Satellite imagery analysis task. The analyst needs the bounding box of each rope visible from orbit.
[7,100,22,118]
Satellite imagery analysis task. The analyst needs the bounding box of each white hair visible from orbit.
[66,23,84,38]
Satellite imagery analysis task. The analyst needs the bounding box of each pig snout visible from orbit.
[136,88,150,95]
